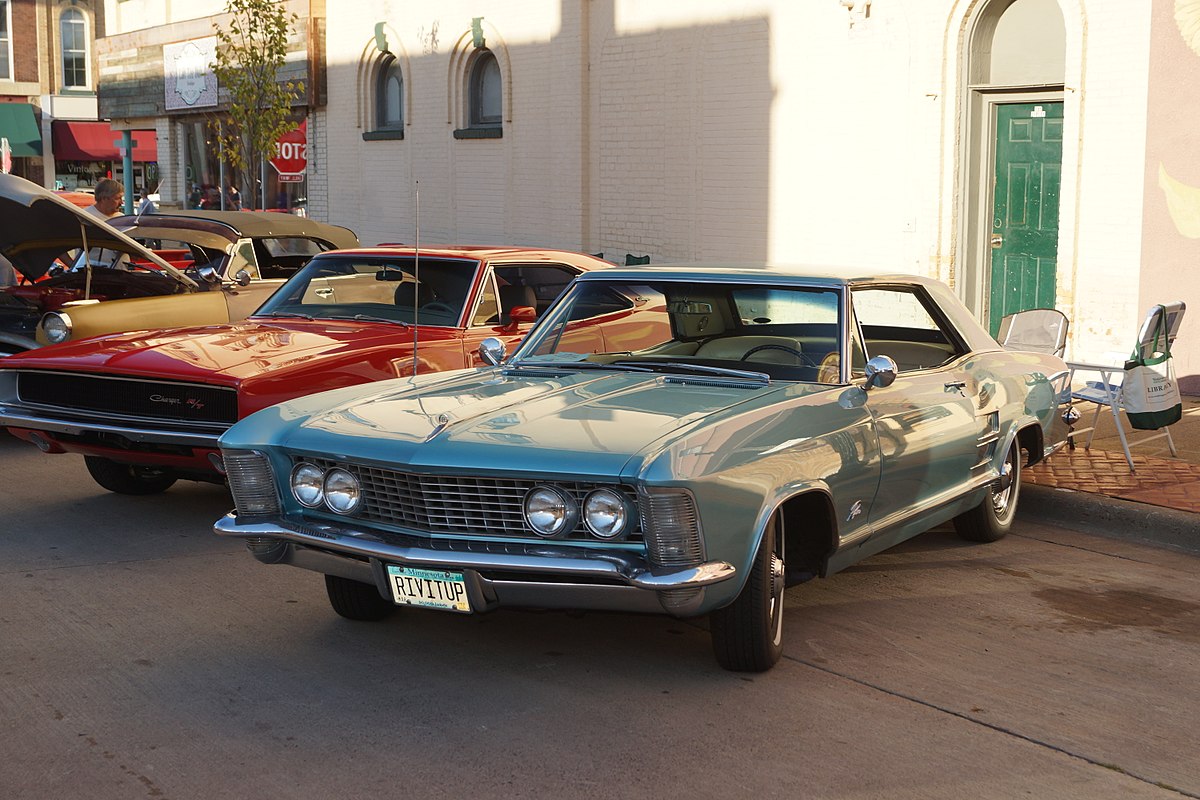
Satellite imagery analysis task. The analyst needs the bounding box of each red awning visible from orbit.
[51,121,157,162]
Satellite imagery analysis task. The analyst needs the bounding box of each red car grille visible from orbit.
[16,371,238,425]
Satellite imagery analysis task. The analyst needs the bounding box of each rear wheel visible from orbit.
[325,574,395,621]
[84,456,177,495]
[710,511,786,672]
[954,440,1022,542]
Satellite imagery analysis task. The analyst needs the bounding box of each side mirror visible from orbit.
[509,305,537,325]
[479,336,507,366]
[233,269,252,287]
[863,355,897,390]
[197,264,220,285]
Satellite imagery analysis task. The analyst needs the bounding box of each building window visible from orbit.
[469,50,501,127]
[377,57,403,129]
[0,0,12,81]
[60,8,88,89]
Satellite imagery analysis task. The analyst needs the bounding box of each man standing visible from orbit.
[85,178,125,220]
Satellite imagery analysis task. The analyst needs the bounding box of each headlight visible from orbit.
[42,312,72,344]
[583,488,631,539]
[323,468,361,514]
[523,485,578,538]
[290,463,325,507]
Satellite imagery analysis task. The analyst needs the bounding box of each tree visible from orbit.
[210,0,303,210]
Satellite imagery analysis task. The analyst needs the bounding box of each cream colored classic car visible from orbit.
[0,174,358,352]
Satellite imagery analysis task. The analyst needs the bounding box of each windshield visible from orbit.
[513,278,845,383]
[253,254,481,326]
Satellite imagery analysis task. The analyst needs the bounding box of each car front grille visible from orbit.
[16,370,238,425]
[300,456,643,543]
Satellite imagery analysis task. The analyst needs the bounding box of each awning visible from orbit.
[51,121,157,162]
[0,103,43,157]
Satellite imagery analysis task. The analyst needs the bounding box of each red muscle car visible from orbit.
[0,246,659,495]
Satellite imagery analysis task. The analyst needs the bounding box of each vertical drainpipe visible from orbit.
[122,130,134,214]
[579,0,592,253]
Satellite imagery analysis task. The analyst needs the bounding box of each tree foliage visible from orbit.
[210,0,303,209]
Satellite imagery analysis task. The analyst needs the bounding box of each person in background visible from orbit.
[137,190,158,215]
[224,184,241,210]
[86,179,124,220]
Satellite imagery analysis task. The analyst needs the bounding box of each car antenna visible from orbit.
[411,180,419,376]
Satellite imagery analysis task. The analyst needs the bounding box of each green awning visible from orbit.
[0,103,43,157]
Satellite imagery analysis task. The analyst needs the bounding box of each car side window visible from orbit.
[492,264,584,324]
[471,272,501,326]
[851,286,963,372]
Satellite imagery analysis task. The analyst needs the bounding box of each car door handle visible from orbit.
[315,288,333,298]
[944,380,967,394]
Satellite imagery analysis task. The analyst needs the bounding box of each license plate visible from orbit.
[386,565,471,613]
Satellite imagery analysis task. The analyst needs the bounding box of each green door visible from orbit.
[989,101,1063,335]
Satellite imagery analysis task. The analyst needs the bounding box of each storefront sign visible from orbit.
[165,37,218,110]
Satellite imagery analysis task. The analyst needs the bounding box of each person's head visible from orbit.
[93,179,125,216]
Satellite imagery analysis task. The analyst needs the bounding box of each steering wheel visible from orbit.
[740,344,808,364]
[419,301,457,315]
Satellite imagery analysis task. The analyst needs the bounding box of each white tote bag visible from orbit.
[1123,310,1183,430]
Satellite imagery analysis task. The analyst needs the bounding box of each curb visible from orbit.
[1021,484,1200,554]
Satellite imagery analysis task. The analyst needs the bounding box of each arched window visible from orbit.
[468,50,502,128]
[60,8,87,89]
[376,56,403,129]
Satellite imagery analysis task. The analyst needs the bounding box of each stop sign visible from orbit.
[270,120,307,181]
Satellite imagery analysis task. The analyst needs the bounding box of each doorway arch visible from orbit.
[960,0,1069,334]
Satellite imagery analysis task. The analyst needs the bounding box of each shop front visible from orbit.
[0,102,44,183]
[179,115,307,213]
[51,120,158,196]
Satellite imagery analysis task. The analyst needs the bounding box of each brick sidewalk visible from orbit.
[1025,397,1200,515]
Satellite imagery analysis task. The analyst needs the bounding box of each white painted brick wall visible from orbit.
[318,1,1172,371]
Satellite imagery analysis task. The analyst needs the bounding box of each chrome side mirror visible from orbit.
[233,269,252,287]
[863,355,897,390]
[479,337,507,366]
[197,264,220,285]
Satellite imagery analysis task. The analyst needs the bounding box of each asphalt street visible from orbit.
[2,432,1198,800]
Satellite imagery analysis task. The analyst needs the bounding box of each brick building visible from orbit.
[94,0,1200,388]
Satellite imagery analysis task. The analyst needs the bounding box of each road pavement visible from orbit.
[2,433,1198,800]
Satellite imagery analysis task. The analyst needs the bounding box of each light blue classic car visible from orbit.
[214,266,1070,671]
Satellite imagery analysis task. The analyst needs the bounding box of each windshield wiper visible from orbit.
[257,311,315,320]
[610,361,770,383]
[507,360,656,373]
[326,314,410,327]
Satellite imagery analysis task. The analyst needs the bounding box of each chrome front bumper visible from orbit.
[213,512,737,617]
[0,403,223,448]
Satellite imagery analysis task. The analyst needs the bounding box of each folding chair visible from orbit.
[997,308,1070,357]
[1066,301,1186,471]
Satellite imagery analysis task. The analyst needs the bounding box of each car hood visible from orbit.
[0,173,195,286]
[0,319,417,381]
[228,367,805,479]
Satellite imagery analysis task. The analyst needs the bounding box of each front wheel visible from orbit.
[84,456,177,495]
[325,574,395,621]
[710,511,786,672]
[954,439,1022,542]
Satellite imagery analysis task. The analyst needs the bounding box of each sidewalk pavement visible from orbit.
[1022,396,1200,548]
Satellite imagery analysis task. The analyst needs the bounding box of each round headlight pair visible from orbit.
[523,485,631,540]
[42,312,72,344]
[291,463,361,514]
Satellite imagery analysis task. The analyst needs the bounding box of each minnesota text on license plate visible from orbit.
[386,566,471,612]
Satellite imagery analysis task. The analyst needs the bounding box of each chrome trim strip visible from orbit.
[0,404,224,447]
[838,472,997,548]
[215,512,735,591]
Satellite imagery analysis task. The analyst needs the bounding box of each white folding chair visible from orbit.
[997,308,1070,357]
[1066,301,1186,471]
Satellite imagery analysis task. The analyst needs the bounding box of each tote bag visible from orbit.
[1123,308,1183,430]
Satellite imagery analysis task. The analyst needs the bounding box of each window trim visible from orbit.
[59,7,89,91]
[0,0,13,82]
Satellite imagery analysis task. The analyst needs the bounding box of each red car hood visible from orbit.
[4,319,424,383]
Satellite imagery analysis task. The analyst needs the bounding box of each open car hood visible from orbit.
[0,173,197,287]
